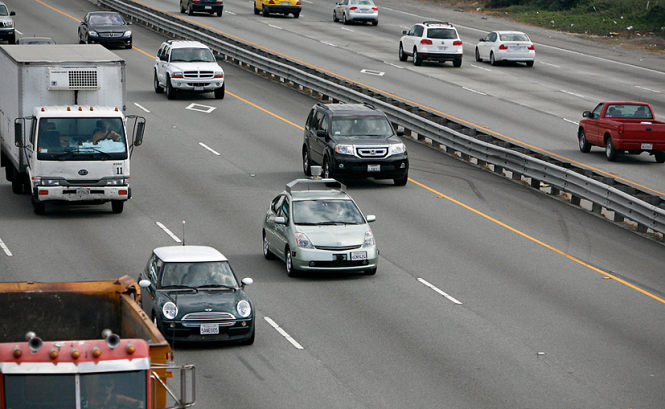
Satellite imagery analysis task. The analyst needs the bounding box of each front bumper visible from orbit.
[33,185,130,203]
[331,154,408,180]
[171,77,224,92]
[291,246,379,272]
[88,33,132,47]
[160,318,254,343]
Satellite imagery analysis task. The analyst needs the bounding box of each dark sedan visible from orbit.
[78,11,132,49]
[138,245,255,344]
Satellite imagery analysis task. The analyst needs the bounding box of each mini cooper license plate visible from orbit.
[641,143,653,150]
[200,324,219,335]
[367,164,380,172]
[351,251,367,260]
[76,188,90,196]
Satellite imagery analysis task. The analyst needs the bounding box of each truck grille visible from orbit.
[183,71,215,79]
[356,146,388,158]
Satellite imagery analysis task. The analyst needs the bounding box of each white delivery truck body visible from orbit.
[0,45,144,214]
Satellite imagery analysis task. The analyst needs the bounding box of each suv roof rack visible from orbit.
[286,178,346,194]
[423,21,451,27]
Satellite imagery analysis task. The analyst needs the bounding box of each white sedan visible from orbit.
[475,31,535,67]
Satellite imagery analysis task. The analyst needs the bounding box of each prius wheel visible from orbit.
[285,247,299,277]
[263,232,275,260]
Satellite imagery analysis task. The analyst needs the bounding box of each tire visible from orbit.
[578,129,591,153]
[262,6,269,16]
[490,52,497,66]
[214,83,225,99]
[111,200,124,214]
[322,157,332,179]
[10,34,15,44]
[655,151,665,163]
[605,137,618,161]
[125,44,133,49]
[333,10,338,22]
[453,57,462,68]
[293,12,300,18]
[11,168,23,194]
[217,10,223,16]
[398,43,407,62]
[254,3,260,14]
[342,13,349,25]
[475,47,482,62]
[239,327,255,345]
[365,267,377,275]
[413,49,422,66]
[303,148,313,176]
[188,4,194,15]
[263,232,275,260]
[33,198,45,215]
[372,20,378,26]
[285,246,299,277]
[526,61,534,67]
[394,174,408,186]
[180,1,186,13]
[154,71,164,94]
[166,75,176,100]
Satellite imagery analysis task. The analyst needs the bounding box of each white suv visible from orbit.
[154,40,225,100]
[399,21,463,67]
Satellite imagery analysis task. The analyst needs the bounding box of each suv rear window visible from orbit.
[427,28,457,39]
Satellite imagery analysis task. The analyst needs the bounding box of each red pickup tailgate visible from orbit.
[617,121,665,149]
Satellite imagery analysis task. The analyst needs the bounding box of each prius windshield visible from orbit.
[36,117,128,161]
[293,199,365,225]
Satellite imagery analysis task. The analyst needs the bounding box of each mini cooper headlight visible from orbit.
[363,231,375,247]
[295,232,314,249]
[335,144,354,155]
[162,302,177,319]
[388,143,406,156]
[237,300,251,318]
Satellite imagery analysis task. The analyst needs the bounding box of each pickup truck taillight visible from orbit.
[618,125,624,135]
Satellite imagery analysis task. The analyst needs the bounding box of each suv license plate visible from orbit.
[367,164,380,172]
[76,188,90,196]
[200,324,219,335]
[194,86,204,91]
[641,143,653,150]
[351,251,367,260]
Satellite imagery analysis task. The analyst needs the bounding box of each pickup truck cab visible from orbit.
[578,101,665,162]
[154,40,225,100]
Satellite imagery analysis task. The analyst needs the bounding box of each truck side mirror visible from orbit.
[159,55,167,61]
[134,119,145,146]
[582,111,591,118]
[14,121,23,148]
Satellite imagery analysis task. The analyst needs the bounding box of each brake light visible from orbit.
[268,0,275,3]
[296,0,301,4]
[618,125,624,135]
[499,44,508,50]
[372,7,377,10]
[420,39,433,45]
[350,6,357,10]
[453,40,462,46]
[528,44,535,50]
[192,0,201,2]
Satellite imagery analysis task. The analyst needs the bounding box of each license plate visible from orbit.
[367,164,380,172]
[351,251,367,260]
[76,188,90,196]
[200,324,219,335]
[281,1,290,4]
[194,86,204,91]
[205,5,212,9]
[437,46,448,50]
[641,143,653,150]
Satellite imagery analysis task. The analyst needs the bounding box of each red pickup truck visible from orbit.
[578,102,665,162]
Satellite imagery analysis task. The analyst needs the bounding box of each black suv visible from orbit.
[302,103,409,185]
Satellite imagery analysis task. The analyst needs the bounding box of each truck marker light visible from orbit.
[41,107,45,112]
[89,107,94,111]
[92,347,102,358]
[126,344,136,355]
[119,190,128,195]
[39,190,48,195]
[71,349,81,359]
[13,348,22,358]
[49,348,58,359]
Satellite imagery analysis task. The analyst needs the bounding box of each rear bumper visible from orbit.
[264,5,300,13]
[191,4,224,12]
[418,52,462,62]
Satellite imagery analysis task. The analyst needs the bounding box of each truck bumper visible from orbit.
[33,186,131,202]
[171,78,224,92]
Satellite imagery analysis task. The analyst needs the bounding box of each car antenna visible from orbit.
[182,220,186,246]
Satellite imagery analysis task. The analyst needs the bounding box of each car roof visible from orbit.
[166,40,209,49]
[318,103,381,115]
[494,31,527,34]
[153,245,228,263]
[17,37,56,44]
[290,190,353,201]
[88,11,123,16]
[422,21,454,28]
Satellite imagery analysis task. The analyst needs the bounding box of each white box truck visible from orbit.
[0,44,145,214]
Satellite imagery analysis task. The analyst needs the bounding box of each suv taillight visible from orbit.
[453,40,462,46]
[420,39,433,45]
[350,6,357,10]
[499,44,508,50]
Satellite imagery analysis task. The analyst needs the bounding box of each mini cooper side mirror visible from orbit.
[139,279,152,288]
[241,278,253,287]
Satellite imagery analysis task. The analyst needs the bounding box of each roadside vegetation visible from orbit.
[443,0,665,52]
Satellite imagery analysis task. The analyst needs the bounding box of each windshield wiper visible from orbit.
[160,285,196,290]
[197,284,235,290]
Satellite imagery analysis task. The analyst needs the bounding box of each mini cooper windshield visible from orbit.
[160,261,239,288]
[293,199,365,225]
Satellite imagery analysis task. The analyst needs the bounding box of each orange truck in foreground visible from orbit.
[0,276,195,409]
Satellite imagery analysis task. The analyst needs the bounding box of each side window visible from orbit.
[414,26,424,37]
[489,32,497,42]
[271,195,284,213]
[281,199,291,222]
[305,109,315,131]
[146,254,160,283]
[314,111,325,132]
[321,114,330,135]
[592,103,604,119]
[165,46,172,62]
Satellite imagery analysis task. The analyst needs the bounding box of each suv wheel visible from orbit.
[154,71,164,94]
[166,75,177,100]
[214,83,225,99]
[413,49,422,66]
[398,43,407,62]
[323,157,332,179]
[303,148,312,176]
[394,174,408,186]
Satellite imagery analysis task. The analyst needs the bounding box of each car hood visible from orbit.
[296,224,370,247]
[89,24,129,33]
[168,62,223,72]
[336,135,403,145]
[0,16,12,24]
[160,289,242,312]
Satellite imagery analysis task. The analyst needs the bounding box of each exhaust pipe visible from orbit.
[25,331,43,352]
[101,329,121,349]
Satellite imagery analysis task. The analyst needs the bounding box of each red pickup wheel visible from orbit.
[578,129,591,153]
[605,137,618,161]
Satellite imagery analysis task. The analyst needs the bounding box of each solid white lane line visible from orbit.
[199,142,221,156]
[563,118,579,125]
[0,238,12,256]
[155,222,182,243]
[134,103,150,113]
[417,278,463,305]
[264,317,304,349]
[463,87,487,95]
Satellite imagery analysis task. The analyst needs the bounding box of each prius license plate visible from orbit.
[76,188,90,196]
[350,251,367,260]
[200,324,219,335]
[367,164,380,172]
[641,143,653,150]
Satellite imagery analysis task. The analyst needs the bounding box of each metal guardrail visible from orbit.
[99,0,665,239]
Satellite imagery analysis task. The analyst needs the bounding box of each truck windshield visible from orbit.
[37,117,128,161]
[3,370,147,409]
[330,117,393,138]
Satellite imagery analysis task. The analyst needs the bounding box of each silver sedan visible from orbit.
[333,0,378,26]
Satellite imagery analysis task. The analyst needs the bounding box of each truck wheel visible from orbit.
[394,174,408,186]
[302,148,312,176]
[154,71,164,94]
[655,151,665,163]
[214,83,225,99]
[578,129,591,153]
[33,200,45,215]
[166,76,177,100]
[111,201,124,214]
[605,137,618,161]
[11,170,23,194]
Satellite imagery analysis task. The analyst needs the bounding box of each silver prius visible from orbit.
[262,178,378,277]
